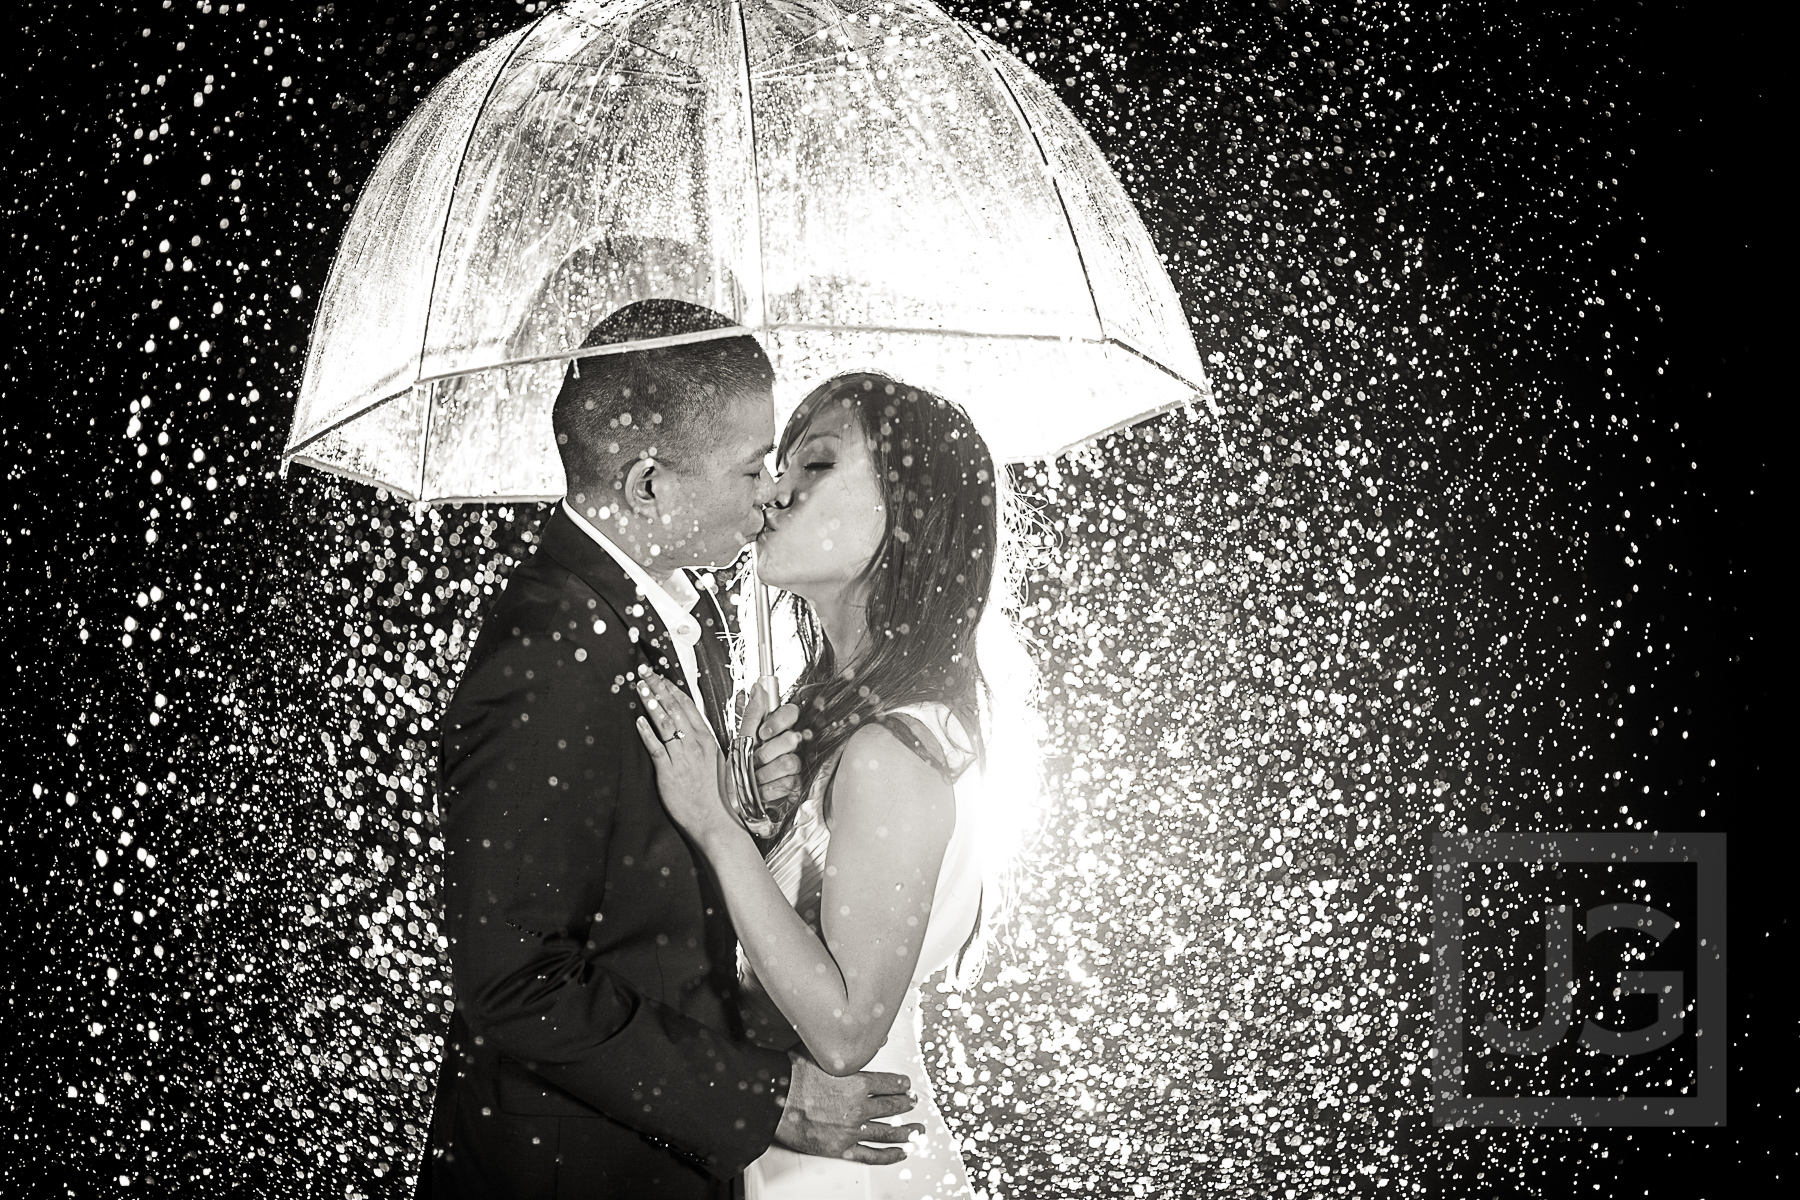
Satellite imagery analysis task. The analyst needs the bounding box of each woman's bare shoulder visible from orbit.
[826,721,958,834]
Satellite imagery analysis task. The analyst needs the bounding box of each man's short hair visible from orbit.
[552,299,773,476]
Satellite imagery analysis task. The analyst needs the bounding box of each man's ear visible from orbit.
[622,456,660,518]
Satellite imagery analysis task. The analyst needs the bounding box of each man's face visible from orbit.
[649,388,776,569]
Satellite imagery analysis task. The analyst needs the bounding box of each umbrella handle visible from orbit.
[729,736,773,838]
[732,555,781,837]
[748,546,779,705]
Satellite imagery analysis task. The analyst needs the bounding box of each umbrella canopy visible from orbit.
[283,0,1211,502]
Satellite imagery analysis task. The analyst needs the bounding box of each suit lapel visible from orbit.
[535,507,680,679]
[539,509,745,748]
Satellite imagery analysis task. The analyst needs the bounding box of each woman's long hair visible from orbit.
[777,373,1042,984]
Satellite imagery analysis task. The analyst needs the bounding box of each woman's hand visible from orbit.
[742,688,808,811]
[634,672,742,844]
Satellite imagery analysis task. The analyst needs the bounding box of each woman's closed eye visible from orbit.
[804,459,835,473]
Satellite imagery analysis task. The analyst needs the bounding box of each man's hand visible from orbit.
[773,1052,921,1164]
[742,692,806,813]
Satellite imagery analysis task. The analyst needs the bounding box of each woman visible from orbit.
[633,372,1031,1200]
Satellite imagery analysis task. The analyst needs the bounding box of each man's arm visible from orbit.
[441,628,788,1177]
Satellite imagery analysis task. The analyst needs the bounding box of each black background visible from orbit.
[1462,862,1700,1101]
[3,0,1786,1195]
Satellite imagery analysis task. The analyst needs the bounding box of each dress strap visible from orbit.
[875,712,962,784]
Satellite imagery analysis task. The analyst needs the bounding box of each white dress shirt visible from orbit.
[562,500,716,742]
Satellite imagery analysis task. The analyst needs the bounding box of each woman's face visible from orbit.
[756,399,887,600]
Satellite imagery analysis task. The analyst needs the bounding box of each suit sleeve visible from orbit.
[440,627,789,1177]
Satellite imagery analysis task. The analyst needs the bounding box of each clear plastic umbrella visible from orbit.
[282,0,1211,502]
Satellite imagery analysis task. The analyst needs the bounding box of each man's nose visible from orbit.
[764,466,794,511]
[755,465,780,509]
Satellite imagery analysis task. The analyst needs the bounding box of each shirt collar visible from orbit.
[561,500,700,649]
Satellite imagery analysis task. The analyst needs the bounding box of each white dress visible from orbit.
[741,703,982,1200]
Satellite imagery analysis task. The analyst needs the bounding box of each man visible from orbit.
[419,300,918,1197]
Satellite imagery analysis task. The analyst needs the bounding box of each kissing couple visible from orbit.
[417,298,1031,1200]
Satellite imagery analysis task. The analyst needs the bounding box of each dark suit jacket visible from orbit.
[419,507,789,1199]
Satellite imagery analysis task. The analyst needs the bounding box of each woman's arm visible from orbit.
[635,673,956,1075]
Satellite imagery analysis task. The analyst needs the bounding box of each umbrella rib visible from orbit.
[741,7,845,73]
[409,15,542,501]
[762,322,1103,344]
[1032,398,1184,464]
[283,330,1207,467]
[291,441,565,506]
[285,327,760,459]
[415,379,435,501]
[425,492,566,506]
[285,450,422,504]
[1105,334,1208,396]
[404,326,1144,383]
[732,0,768,327]
[282,387,417,462]
[960,28,1109,345]
[615,26,707,81]
[521,57,696,87]
[1016,338,1208,465]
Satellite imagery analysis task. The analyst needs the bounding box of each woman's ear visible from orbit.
[623,456,660,517]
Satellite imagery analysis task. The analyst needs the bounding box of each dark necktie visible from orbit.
[687,585,735,752]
